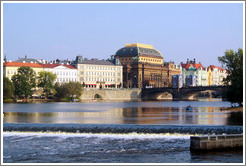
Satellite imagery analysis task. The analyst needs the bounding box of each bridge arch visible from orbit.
[142,89,174,100]
[142,86,227,100]
[180,90,203,100]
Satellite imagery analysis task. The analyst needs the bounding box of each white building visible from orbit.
[41,64,78,83]
[219,69,227,85]
[208,65,227,86]
[181,59,207,86]
[74,56,123,89]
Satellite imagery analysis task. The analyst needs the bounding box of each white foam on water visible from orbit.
[3,156,11,159]
[3,131,194,140]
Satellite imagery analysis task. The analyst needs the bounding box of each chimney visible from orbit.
[194,58,196,64]
[187,58,189,64]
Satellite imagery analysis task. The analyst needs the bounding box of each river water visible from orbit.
[2,99,244,163]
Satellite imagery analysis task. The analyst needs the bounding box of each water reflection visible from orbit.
[4,106,239,125]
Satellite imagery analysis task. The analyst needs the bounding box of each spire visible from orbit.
[4,53,7,62]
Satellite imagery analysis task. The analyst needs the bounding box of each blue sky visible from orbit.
[3,2,243,67]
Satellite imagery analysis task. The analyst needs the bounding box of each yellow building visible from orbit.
[207,67,213,86]
[3,62,44,80]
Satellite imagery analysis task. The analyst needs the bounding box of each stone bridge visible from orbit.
[141,86,227,100]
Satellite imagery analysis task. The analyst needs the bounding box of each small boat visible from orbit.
[186,105,192,110]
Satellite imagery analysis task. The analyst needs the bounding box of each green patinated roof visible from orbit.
[115,46,162,57]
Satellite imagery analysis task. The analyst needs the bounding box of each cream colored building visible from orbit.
[207,65,227,86]
[74,56,123,89]
[3,61,43,80]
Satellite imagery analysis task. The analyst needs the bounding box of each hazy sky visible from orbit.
[3,2,243,67]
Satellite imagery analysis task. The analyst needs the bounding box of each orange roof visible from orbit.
[3,62,43,68]
[208,65,224,72]
[64,65,77,69]
[40,64,60,68]
[40,64,77,69]
[181,63,205,70]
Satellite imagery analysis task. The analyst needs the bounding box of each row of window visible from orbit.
[6,75,77,83]
[140,58,162,62]
[85,84,120,88]
[121,57,162,63]
[79,65,121,71]
[85,71,121,76]
[56,77,77,82]
[85,77,120,82]
[7,70,17,74]
[6,69,77,77]
[46,70,77,76]
[7,70,41,75]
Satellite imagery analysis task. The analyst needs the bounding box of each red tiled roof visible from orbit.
[63,65,77,69]
[40,64,77,69]
[40,64,60,68]
[3,62,43,68]
[208,65,224,71]
[181,63,205,70]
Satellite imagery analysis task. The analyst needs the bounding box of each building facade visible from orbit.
[207,65,227,86]
[3,62,44,80]
[115,43,169,88]
[207,67,213,86]
[181,59,207,86]
[74,56,123,89]
[40,64,78,83]
[164,62,182,87]
[219,69,227,85]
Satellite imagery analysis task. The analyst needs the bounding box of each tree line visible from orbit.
[3,66,82,101]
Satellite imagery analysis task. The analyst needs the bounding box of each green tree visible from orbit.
[218,48,243,106]
[54,82,67,98]
[11,67,36,98]
[3,76,15,100]
[55,82,83,100]
[38,71,57,98]
[64,82,82,99]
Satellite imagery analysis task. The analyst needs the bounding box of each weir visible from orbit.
[3,123,243,135]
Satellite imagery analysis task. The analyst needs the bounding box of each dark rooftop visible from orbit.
[115,46,162,57]
[82,58,115,66]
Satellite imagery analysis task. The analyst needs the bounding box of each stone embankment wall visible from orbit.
[80,89,141,101]
[190,134,243,151]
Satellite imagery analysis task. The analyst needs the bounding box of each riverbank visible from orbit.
[221,107,243,112]
[3,98,82,103]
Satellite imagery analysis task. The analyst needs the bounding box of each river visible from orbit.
[2,99,243,163]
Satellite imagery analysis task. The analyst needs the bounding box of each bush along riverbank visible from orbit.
[3,97,81,103]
